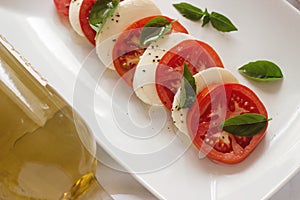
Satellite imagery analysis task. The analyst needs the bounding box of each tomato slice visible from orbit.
[79,0,97,45]
[112,15,188,87]
[155,40,224,110]
[53,0,71,17]
[187,83,268,164]
[79,0,124,45]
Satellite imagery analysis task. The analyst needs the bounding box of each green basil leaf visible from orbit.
[202,10,210,27]
[89,0,119,36]
[210,12,238,32]
[173,2,204,21]
[178,63,196,109]
[140,17,173,46]
[238,60,284,82]
[219,113,270,137]
[172,3,237,33]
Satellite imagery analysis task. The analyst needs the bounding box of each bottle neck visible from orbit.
[61,171,113,200]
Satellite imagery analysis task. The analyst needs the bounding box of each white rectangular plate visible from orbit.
[1,0,300,199]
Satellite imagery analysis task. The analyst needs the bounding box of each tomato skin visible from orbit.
[79,0,97,45]
[156,40,224,110]
[53,0,71,17]
[187,83,268,164]
[79,0,124,45]
[112,15,188,87]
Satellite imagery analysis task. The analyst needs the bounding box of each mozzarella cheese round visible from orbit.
[95,0,161,70]
[69,0,85,36]
[171,67,239,136]
[133,32,194,106]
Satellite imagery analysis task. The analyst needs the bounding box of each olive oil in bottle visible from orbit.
[0,35,110,200]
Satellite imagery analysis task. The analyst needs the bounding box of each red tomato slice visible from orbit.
[155,40,224,110]
[187,83,268,164]
[112,15,188,87]
[79,0,124,45]
[79,0,97,45]
[53,0,71,17]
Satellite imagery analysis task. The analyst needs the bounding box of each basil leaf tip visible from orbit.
[219,113,270,137]
[173,2,204,21]
[238,60,283,82]
[89,0,120,38]
[178,63,196,110]
[201,9,210,27]
[140,17,173,46]
[210,12,238,32]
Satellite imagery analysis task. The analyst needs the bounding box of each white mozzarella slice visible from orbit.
[133,33,194,106]
[69,0,85,36]
[95,0,161,70]
[172,67,239,136]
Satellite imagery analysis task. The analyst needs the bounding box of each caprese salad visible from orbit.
[53,0,270,164]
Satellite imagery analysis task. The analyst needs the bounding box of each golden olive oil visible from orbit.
[0,36,98,200]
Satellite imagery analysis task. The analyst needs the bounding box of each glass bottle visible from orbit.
[0,35,111,200]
